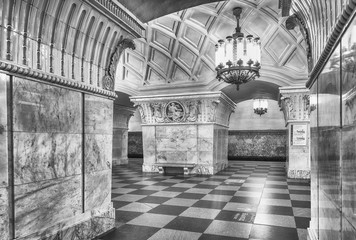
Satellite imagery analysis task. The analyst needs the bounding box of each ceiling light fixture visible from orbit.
[253,99,268,116]
[215,7,261,90]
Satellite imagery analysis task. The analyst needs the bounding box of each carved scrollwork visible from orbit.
[102,37,136,91]
[150,102,165,123]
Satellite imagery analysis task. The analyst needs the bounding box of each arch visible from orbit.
[89,21,104,84]
[71,9,87,79]
[61,3,76,77]
[49,0,65,72]
[80,15,96,82]
[96,26,111,87]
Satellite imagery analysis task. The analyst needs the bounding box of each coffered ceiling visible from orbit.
[115,0,308,102]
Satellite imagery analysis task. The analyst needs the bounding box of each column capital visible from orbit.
[130,91,236,127]
[279,86,310,123]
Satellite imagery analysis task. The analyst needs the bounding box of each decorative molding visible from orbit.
[287,169,311,179]
[286,13,313,72]
[84,0,145,38]
[279,86,310,123]
[131,92,236,126]
[0,60,117,99]
[306,0,356,88]
[103,37,136,91]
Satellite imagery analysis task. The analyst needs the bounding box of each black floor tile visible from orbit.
[137,196,171,204]
[192,200,227,209]
[215,210,255,223]
[198,234,246,240]
[249,224,299,240]
[112,201,131,209]
[262,193,290,199]
[230,196,261,204]
[129,189,158,195]
[122,184,148,189]
[115,210,143,223]
[265,184,288,189]
[209,189,236,196]
[148,205,188,215]
[295,216,311,228]
[289,189,311,195]
[176,192,205,199]
[291,200,311,208]
[162,187,189,192]
[194,184,218,189]
[101,224,159,240]
[164,216,212,233]
[257,205,294,216]
[239,187,264,192]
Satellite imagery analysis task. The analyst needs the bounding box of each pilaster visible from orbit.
[279,85,311,179]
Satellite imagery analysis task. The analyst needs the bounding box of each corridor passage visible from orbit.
[102,159,310,240]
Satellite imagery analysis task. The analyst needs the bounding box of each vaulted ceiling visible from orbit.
[115,0,308,102]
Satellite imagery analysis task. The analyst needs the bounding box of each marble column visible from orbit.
[279,85,311,179]
[112,104,135,165]
[131,92,235,175]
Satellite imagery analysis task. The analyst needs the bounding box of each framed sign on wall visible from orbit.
[291,124,307,146]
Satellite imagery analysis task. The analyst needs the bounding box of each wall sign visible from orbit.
[291,124,307,145]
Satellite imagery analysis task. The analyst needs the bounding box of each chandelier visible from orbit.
[253,99,268,116]
[215,7,261,90]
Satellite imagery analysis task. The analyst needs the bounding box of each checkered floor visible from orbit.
[101,159,310,240]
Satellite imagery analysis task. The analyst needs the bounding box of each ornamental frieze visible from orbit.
[279,86,310,122]
[131,92,235,126]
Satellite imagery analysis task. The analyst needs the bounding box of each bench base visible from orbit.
[153,163,196,175]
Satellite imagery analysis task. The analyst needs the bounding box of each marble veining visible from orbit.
[0,187,9,240]
[15,175,82,238]
[13,132,82,185]
[13,78,82,133]
[85,134,112,173]
[85,95,113,134]
[85,170,112,211]
[0,131,8,187]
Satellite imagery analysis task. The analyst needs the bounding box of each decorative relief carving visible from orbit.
[136,105,147,124]
[191,165,212,175]
[103,37,136,91]
[185,100,201,122]
[207,100,219,122]
[280,91,310,122]
[131,93,235,126]
[166,101,185,122]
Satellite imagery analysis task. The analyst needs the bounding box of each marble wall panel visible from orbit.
[156,138,177,151]
[128,132,143,156]
[14,175,82,238]
[85,170,111,211]
[187,151,198,163]
[0,130,7,188]
[85,134,112,173]
[0,74,8,187]
[198,151,213,164]
[12,78,82,133]
[228,130,286,160]
[157,151,187,163]
[85,95,113,134]
[0,187,9,240]
[198,138,213,151]
[198,124,213,138]
[175,138,197,151]
[13,132,82,185]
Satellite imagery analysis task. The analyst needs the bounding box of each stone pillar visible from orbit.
[112,104,135,165]
[279,85,311,179]
[131,92,235,175]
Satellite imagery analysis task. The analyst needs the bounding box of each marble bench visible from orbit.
[153,163,196,175]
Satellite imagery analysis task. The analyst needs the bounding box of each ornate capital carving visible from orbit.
[103,37,136,91]
[279,89,310,123]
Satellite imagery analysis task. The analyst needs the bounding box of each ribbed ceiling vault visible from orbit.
[115,0,309,102]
